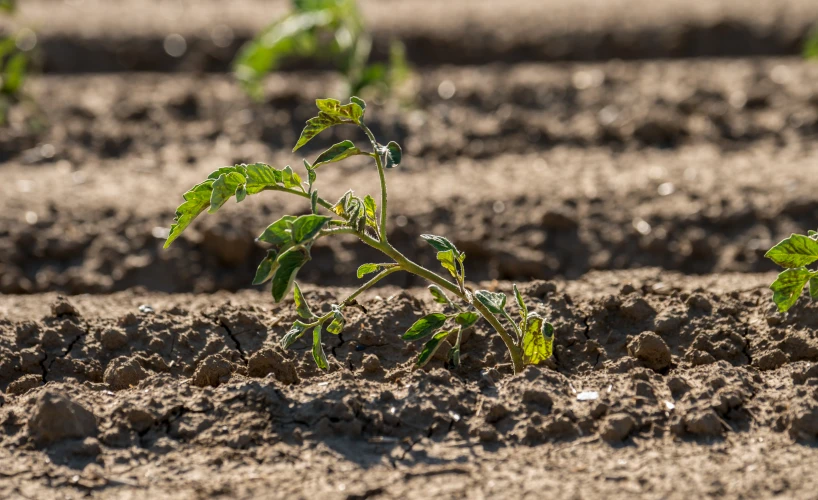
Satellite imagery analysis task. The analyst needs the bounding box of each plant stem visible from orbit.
[341,266,402,306]
[360,122,389,242]
[262,185,334,211]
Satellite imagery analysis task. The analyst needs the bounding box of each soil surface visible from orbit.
[4,270,818,499]
[4,1,818,498]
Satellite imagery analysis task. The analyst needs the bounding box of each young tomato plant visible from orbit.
[164,97,554,374]
[233,0,408,101]
[0,0,32,125]
[766,231,818,312]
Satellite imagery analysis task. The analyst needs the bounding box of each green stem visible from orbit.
[360,123,389,242]
[500,310,523,345]
[341,266,402,306]
[262,185,334,211]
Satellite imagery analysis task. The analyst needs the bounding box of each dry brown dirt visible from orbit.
[3,1,818,498]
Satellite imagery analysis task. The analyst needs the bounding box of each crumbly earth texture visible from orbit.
[3,270,818,498]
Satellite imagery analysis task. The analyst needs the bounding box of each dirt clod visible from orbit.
[192,354,233,388]
[51,296,80,318]
[7,375,42,396]
[248,347,298,384]
[600,413,636,442]
[103,356,148,390]
[28,390,98,445]
[628,332,672,371]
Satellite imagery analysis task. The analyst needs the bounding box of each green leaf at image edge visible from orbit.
[402,313,447,341]
[770,267,817,313]
[765,234,818,269]
[416,329,453,368]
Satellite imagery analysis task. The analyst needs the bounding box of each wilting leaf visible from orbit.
[454,312,479,329]
[437,250,458,279]
[382,141,402,169]
[312,324,329,370]
[164,180,215,248]
[292,214,331,243]
[257,215,297,247]
[765,234,818,268]
[293,282,315,319]
[770,267,816,313]
[474,290,507,314]
[420,234,459,254]
[402,313,447,341]
[513,284,528,326]
[416,329,453,368]
[428,285,449,305]
[312,140,363,169]
[281,320,311,349]
[252,249,279,285]
[209,172,247,212]
[271,247,310,302]
[522,313,554,365]
[327,309,345,334]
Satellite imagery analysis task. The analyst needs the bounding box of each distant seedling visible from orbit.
[766,232,818,312]
[0,0,34,125]
[233,0,408,100]
[164,97,554,373]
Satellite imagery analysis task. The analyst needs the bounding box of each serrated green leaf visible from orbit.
[312,324,329,370]
[402,313,447,341]
[437,250,458,279]
[281,320,311,349]
[356,263,379,278]
[271,247,310,302]
[293,282,315,319]
[292,112,344,151]
[257,215,297,248]
[513,284,528,327]
[428,285,449,305]
[364,195,377,223]
[350,96,366,111]
[454,312,479,329]
[164,180,215,248]
[420,234,459,254]
[209,171,247,213]
[383,141,402,169]
[474,290,507,314]
[281,166,303,190]
[770,267,816,313]
[312,140,363,169]
[291,214,331,243]
[765,234,818,268]
[315,98,364,124]
[253,250,279,285]
[522,313,554,365]
[327,309,345,334]
[416,329,453,368]
[244,163,282,194]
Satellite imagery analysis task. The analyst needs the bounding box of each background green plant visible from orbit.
[164,97,554,374]
[0,0,32,126]
[766,231,818,312]
[233,0,408,101]
[805,25,818,59]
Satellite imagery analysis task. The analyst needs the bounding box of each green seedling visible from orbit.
[164,97,554,374]
[766,231,818,312]
[805,25,818,59]
[233,0,408,101]
[0,0,33,125]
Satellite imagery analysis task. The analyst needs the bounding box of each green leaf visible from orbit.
[3,52,26,94]
[428,285,449,305]
[281,166,303,190]
[765,234,818,268]
[770,267,816,313]
[437,250,458,279]
[811,277,818,301]
[315,98,364,124]
[454,312,479,329]
[513,284,528,327]
[522,313,554,365]
[281,320,311,349]
[420,234,459,254]
[356,263,381,279]
[244,163,282,194]
[382,141,402,169]
[416,329,453,368]
[448,345,461,368]
[805,27,818,59]
[292,214,331,243]
[326,308,345,334]
[253,250,279,285]
[293,282,315,319]
[271,247,310,303]
[209,171,247,213]
[474,290,507,314]
[292,112,344,152]
[235,184,248,202]
[257,215,297,247]
[402,313,447,341]
[312,140,363,169]
[0,0,16,14]
[350,96,366,112]
[312,324,329,370]
[364,195,377,224]
[164,180,215,248]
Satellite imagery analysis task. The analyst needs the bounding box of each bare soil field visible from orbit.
[3,1,818,498]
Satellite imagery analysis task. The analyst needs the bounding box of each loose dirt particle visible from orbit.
[628,332,672,371]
